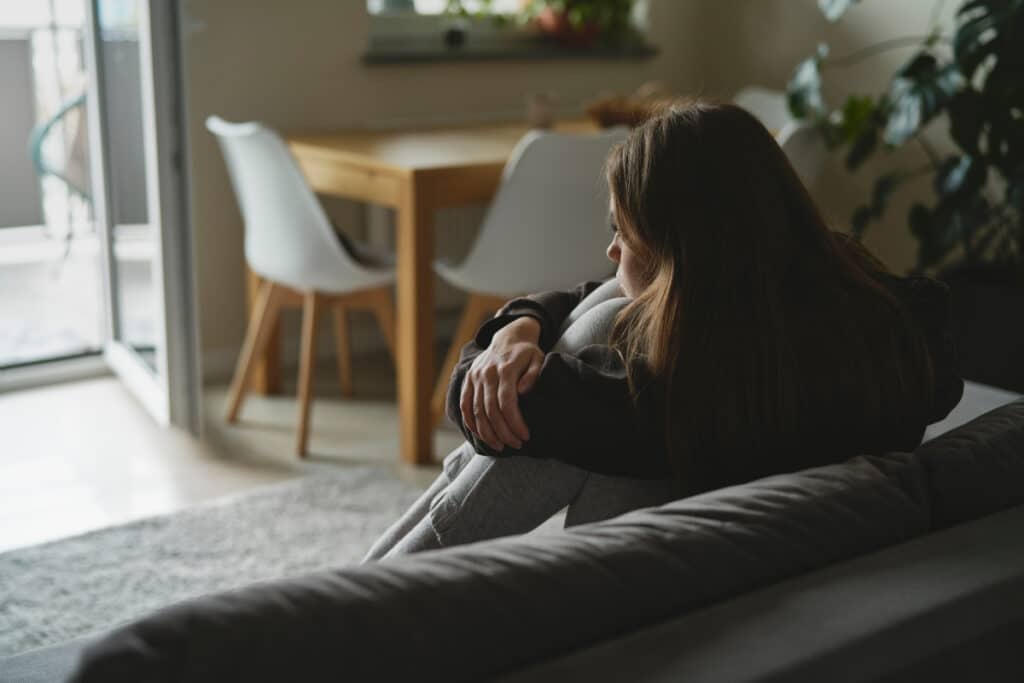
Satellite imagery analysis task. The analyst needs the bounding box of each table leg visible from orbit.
[245,267,281,395]
[396,182,435,465]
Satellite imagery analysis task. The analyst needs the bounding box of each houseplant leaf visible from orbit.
[851,171,908,236]
[884,54,964,145]
[834,95,883,169]
[787,43,829,119]
[935,155,988,197]
[954,0,1019,79]
[947,90,985,154]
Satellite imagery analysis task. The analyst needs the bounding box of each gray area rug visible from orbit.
[0,467,424,656]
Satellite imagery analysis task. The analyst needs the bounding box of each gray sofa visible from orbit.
[4,399,1024,683]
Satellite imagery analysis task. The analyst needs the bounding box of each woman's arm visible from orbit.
[447,334,671,479]
[478,280,608,351]
[439,280,611,448]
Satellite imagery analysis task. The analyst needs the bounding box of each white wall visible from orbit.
[182,0,947,378]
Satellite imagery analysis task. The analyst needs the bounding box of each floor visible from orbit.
[0,348,462,553]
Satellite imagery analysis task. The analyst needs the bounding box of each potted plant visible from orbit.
[444,0,637,49]
[786,0,1024,392]
[519,0,636,47]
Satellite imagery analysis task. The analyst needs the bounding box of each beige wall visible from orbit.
[678,0,957,273]
[182,0,949,375]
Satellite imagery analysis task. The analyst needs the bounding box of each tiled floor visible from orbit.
[0,349,461,553]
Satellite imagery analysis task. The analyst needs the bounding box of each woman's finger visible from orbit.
[484,377,521,449]
[498,371,530,443]
[460,375,477,437]
[473,382,502,451]
[517,352,543,394]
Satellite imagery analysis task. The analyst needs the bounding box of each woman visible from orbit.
[364,101,962,561]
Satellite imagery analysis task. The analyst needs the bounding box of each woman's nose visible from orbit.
[606,237,621,263]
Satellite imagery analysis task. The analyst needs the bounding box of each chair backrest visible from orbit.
[733,86,791,133]
[206,116,366,292]
[456,127,629,296]
[778,120,827,190]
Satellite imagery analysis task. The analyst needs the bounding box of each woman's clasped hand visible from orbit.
[459,316,544,452]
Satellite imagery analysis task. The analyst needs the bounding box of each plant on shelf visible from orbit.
[786,0,1024,282]
[519,0,636,46]
[445,0,637,46]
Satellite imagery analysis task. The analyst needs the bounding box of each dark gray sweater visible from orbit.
[446,274,964,492]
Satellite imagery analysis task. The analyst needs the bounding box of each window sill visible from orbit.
[362,41,658,65]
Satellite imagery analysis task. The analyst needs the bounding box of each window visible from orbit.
[365,1,655,64]
[368,1,521,15]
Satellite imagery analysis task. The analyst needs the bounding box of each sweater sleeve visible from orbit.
[439,279,608,427]
[902,276,964,423]
[874,271,964,423]
[476,280,607,352]
[447,342,671,479]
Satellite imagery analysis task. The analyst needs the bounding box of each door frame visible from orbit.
[83,0,200,433]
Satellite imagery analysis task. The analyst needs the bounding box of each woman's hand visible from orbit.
[460,317,544,452]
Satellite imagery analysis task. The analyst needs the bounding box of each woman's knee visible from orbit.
[429,452,588,546]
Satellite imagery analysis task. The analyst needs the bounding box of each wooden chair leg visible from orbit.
[224,280,282,423]
[431,293,502,426]
[331,305,353,397]
[371,287,397,363]
[296,291,322,457]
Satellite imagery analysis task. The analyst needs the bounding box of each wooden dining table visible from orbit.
[245,118,596,465]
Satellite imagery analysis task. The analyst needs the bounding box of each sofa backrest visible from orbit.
[69,401,1024,683]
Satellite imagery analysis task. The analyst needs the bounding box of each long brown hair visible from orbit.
[606,101,934,493]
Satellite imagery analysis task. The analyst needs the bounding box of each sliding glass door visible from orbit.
[84,0,199,432]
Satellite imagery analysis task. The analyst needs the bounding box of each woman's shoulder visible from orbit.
[873,271,951,328]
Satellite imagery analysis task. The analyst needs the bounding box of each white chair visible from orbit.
[733,85,792,133]
[734,87,827,191]
[207,116,397,457]
[431,127,630,423]
[777,120,827,191]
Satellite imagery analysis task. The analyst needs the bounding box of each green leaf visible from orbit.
[909,203,932,239]
[818,0,860,22]
[947,90,985,155]
[849,172,908,236]
[1007,162,1024,211]
[935,156,988,197]
[954,0,1017,80]
[852,205,874,235]
[845,128,878,170]
[836,95,877,140]
[884,56,965,146]
[786,43,829,120]
[872,172,905,211]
